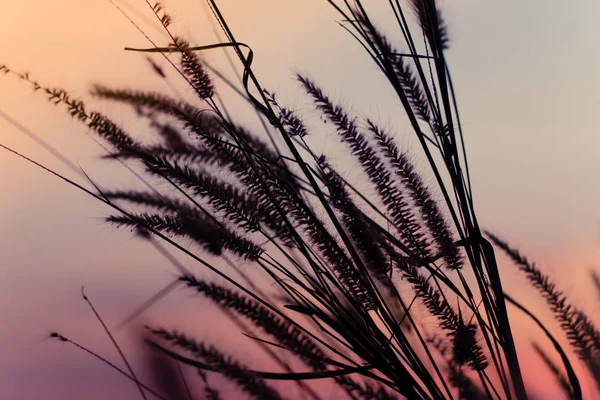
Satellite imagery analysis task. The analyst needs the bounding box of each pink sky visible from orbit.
[1,1,600,399]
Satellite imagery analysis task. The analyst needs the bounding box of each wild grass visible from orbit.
[1,1,598,399]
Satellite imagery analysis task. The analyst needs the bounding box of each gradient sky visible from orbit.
[1,1,600,399]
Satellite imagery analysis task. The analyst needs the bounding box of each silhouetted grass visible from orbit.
[2,1,598,399]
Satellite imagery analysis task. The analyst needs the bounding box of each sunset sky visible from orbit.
[1,1,600,399]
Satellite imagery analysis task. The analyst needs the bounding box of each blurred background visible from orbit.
[1,0,599,398]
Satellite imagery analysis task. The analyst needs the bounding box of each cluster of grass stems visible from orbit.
[2,1,599,399]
